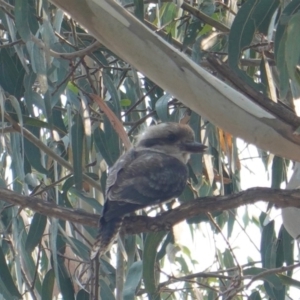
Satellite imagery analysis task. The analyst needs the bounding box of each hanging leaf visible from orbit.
[123,261,143,300]
[15,0,31,42]
[41,269,55,300]
[0,247,22,298]
[25,213,47,253]
[143,231,167,299]
[71,113,84,190]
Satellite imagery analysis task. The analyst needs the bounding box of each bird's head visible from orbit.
[136,122,207,163]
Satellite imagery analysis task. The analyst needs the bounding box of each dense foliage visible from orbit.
[0,0,299,299]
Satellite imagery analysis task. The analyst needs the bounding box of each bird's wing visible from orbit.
[105,148,137,194]
[103,150,188,221]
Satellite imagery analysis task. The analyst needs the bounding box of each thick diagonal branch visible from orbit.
[0,187,299,234]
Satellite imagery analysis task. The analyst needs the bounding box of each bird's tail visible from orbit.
[90,216,123,260]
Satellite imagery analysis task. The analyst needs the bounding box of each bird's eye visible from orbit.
[167,133,177,142]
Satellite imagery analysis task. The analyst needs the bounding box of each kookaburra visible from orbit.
[90,122,206,259]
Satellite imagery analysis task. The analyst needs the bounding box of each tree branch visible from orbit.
[1,187,299,235]
[49,0,300,162]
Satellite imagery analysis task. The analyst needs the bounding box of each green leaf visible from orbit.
[24,125,49,175]
[10,133,24,193]
[0,49,25,99]
[68,187,102,213]
[189,112,204,178]
[100,279,115,300]
[227,209,236,239]
[71,113,84,190]
[94,113,120,167]
[228,0,279,91]
[134,0,144,21]
[41,269,55,300]
[275,29,290,98]
[123,261,143,300]
[183,19,202,48]
[9,95,23,131]
[6,111,65,134]
[276,225,285,268]
[56,256,75,299]
[125,236,137,270]
[15,0,31,42]
[0,246,22,298]
[76,289,90,300]
[51,60,70,106]
[62,176,76,195]
[178,185,195,203]
[155,93,171,122]
[282,226,294,276]
[43,90,53,125]
[40,248,49,274]
[0,277,16,299]
[143,231,167,299]
[260,220,276,269]
[244,267,283,289]
[27,0,39,34]
[77,78,93,94]
[50,220,59,289]
[24,69,37,91]
[249,291,262,300]
[216,211,228,230]
[120,98,132,107]
[103,72,121,117]
[61,236,90,261]
[160,3,177,34]
[40,10,57,46]
[18,217,42,293]
[24,90,46,116]
[285,12,300,89]
[67,82,79,94]
[92,50,109,67]
[274,0,300,98]
[52,101,68,135]
[94,127,115,167]
[271,156,284,189]
[223,249,235,269]
[25,213,47,253]
[278,274,300,289]
[175,255,190,274]
[207,290,218,300]
[264,281,278,299]
[30,42,47,76]
[274,0,300,57]
[270,285,286,300]
[199,0,215,16]
[156,232,173,261]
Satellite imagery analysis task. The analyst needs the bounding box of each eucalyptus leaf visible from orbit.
[123,261,143,300]
[0,247,22,298]
[71,113,84,190]
[25,213,47,253]
[155,93,171,122]
[228,0,279,91]
[15,0,31,42]
[143,231,167,299]
[41,269,55,300]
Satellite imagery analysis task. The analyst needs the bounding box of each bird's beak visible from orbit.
[181,142,207,153]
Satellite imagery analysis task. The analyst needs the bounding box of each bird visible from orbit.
[90,122,206,259]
